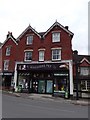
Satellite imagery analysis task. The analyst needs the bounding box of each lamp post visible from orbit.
[75,61,79,100]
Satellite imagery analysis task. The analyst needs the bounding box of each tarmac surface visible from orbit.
[2,90,90,106]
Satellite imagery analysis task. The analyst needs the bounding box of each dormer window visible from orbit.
[6,46,11,56]
[27,35,33,45]
[52,32,60,42]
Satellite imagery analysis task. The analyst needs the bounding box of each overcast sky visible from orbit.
[0,0,88,55]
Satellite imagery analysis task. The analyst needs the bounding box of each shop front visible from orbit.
[15,62,70,97]
[2,72,14,90]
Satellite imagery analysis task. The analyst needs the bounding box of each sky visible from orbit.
[0,0,89,55]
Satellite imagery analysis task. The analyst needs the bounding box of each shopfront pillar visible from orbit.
[69,60,73,96]
[14,63,18,91]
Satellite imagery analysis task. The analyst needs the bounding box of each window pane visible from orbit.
[80,67,89,76]
[81,81,86,90]
[6,47,11,56]
[4,60,9,70]
[39,51,44,61]
[52,49,61,60]
[52,32,60,42]
[27,35,33,44]
[25,51,32,61]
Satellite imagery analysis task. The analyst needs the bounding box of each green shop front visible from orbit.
[16,62,70,97]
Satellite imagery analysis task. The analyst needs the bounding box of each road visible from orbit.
[2,94,88,118]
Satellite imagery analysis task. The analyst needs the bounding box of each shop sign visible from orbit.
[54,73,68,76]
[17,63,69,71]
[3,72,13,75]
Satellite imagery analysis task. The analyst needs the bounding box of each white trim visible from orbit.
[0,35,18,49]
[4,60,9,71]
[52,31,61,33]
[69,60,73,95]
[24,51,33,61]
[38,48,46,51]
[80,57,90,64]
[24,49,33,52]
[51,47,62,50]
[52,49,61,61]
[26,34,34,36]
[15,60,72,64]
[17,25,41,41]
[39,50,45,61]
[43,21,74,37]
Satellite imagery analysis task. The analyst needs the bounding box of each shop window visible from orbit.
[52,49,61,61]
[52,32,60,42]
[24,51,32,61]
[6,47,11,56]
[27,35,33,45]
[4,60,9,70]
[18,73,30,89]
[54,79,66,93]
[39,51,44,61]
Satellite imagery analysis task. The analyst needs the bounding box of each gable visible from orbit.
[80,58,90,67]
[17,25,41,41]
[1,33,18,49]
[43,21,74,38]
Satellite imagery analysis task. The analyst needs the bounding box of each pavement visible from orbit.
[2,90,90,106]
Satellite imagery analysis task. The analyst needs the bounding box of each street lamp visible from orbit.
[75,61,80,100]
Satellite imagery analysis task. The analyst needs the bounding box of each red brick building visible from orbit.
[1,21,74,98]
[0,32,18,89]
[73,51,90,98]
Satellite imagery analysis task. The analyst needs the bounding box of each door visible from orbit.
[32,80,38,93]
[38,80,45,93]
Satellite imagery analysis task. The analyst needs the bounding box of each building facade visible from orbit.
[73,50,90,98]
[0,32,18,89]
[1,21,75,98]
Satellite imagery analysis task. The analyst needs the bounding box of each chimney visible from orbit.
[65,26,69,30]
[73,50,78,55]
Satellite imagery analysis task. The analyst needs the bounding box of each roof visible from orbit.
[0,32,18,48]
[17,25,41,41]
[0,42,2,47]
[43,21,74,37]
[73,54,90,64]
[39,32,46,37]
[17,21,74,41]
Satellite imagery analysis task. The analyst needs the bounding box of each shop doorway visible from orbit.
[32,80,38,93]
[4,76,12,89]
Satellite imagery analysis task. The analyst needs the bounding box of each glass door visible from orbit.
[46,80,53,93]
[38,80,45,93]
[32,80,38,93]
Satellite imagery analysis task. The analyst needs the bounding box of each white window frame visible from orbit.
[24,51,33,61]
[39,50,44,61]
[52,32,60,42]
[4,60,9,70]
[52,48,61,61]
[6,47,11,56]
[26,35,33,45]
[81,80,90,91]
